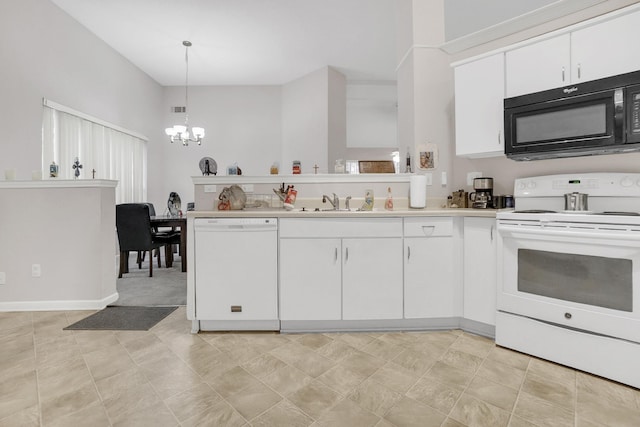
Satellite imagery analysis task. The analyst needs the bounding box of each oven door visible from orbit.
[504,88,624,160]
[498,223,640,343]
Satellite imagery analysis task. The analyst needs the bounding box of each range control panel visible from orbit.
[514,173,640,198]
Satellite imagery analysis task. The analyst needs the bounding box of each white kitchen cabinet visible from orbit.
[279,238,342,320]
[463,217,497,327]
[505,34,571,97]
[342,237,403,320]
[403,218,457,319]
[279,218,403,322]
[506,9,640,97]
[454,53,505,158]
[571,9,640,83]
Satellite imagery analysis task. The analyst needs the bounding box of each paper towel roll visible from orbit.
[410,175,427,208]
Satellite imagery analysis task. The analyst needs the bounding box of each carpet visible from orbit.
[64,306,178,331]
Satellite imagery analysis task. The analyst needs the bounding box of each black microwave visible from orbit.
[504,70,640,161]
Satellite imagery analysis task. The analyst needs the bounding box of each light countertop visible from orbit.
[188,207,501,219]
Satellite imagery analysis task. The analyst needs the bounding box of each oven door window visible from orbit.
[518,249,632,312]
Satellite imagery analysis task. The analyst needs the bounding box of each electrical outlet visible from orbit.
[0,272,5,285]
[32,264,41,278]
[204,185,217,193]
[467,172,483,186]
[424,173,433,186]
[241,184,254,193]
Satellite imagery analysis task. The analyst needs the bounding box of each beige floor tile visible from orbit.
[0,322,33,342]
[45,401,111,427]
[250,399,314,427]
[399,339,451,360]
[186,349,238,382]
[0,370,38,420]
[315,338,357,362]
[392,349,436,376]
[374,418,396,427]
[337,332,377,349]
[508,415,539,427]
[440,348,485,374]
[101,381,162,422]
[522,371,575,411]
[225,381,282,420]
[317,364,368,396]
[181,400,246,427]
[384,396,446,427]
[288,380,342,419]
[0,404,39,427]
[146,364,205,400]
[488,346,531,371]
[449,393,511,427]
[513,392,574,427]
[0,311,32,331]
[208,366,262,398]
[406,377,461,414]
[362,338,406,360]
[120,333,173,364]
[297,333,333,350]
[40,382,101,426]
[94,368,149,401]
[225,345,263,365]
[269,342,314,365]
[424,360,474,392]
[208,333,250,353]
[576,371,640,411]
[111,400,178,427]
[369,362,419,393]
[442,417,467,427]
[290,349,335,378]
[449,333,495,359]
[315,398,380,427]
[242,353,288,379]
[464,375,519,412]
[262,364,314,397]
[476,358,526,390]
[72,330,120,354]
[164,383,222,422]
[338,349,386,378]
[527,357,576,385]
[348,378,404,417]
[34,335,81,368]
[37,356,94,402]
[0,351,35,382]
[83,344,138,382]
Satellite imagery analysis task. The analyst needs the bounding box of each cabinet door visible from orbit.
[279,238,342,320]
[404,236,455,318]
[454,53,505,158]
[342,238,403,320]
[463,218,497,326]
[571,10,640,83]
[505,34,571,97]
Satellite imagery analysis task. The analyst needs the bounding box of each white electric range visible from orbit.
[496,173,640,389]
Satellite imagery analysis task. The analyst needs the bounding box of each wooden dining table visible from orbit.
[151,215,187,272]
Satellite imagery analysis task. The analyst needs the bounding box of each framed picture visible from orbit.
[417,142,438,170]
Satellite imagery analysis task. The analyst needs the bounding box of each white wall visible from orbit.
[346,83,397,149]
[0,0,164,183]
[157,86,282,211]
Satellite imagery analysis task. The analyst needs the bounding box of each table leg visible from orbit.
[181,225,187,272]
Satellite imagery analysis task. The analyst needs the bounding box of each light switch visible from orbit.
[441,171,447,186]
[424,173,433,186]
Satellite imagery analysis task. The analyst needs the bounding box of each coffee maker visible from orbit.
[469,177,493,209]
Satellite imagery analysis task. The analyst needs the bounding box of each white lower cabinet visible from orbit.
[463,217,497,326]
[279,218,403,322]
[342,237,403,320]
[404,218,458,319]
[279,238,341,320]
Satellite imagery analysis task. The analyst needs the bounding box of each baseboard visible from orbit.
[0,292,119,312]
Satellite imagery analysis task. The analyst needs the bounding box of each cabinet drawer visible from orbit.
[279,218,402,238]
[404,217,453,237]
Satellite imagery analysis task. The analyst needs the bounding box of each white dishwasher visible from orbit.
[194,218,279,331]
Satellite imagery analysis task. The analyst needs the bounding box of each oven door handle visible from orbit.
[498,225,640,242]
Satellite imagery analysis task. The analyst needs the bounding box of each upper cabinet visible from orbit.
[570,9,640,84]
[454,53,505,158]
[505,34,571,98]
[506,9,640,98]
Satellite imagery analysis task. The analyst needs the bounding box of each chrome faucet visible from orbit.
[345,196,352,211]
[322,193,339,210]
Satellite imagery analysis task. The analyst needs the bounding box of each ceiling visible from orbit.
[50,0,398,87]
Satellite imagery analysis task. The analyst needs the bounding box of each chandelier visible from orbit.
[165,41,205,146]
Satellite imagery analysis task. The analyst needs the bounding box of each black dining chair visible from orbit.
[116,203,179,277]
[138,202,178,266]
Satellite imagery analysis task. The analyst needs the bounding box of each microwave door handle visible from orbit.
[614,88,624,142]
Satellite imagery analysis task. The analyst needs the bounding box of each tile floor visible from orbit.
[2,307,640,426]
